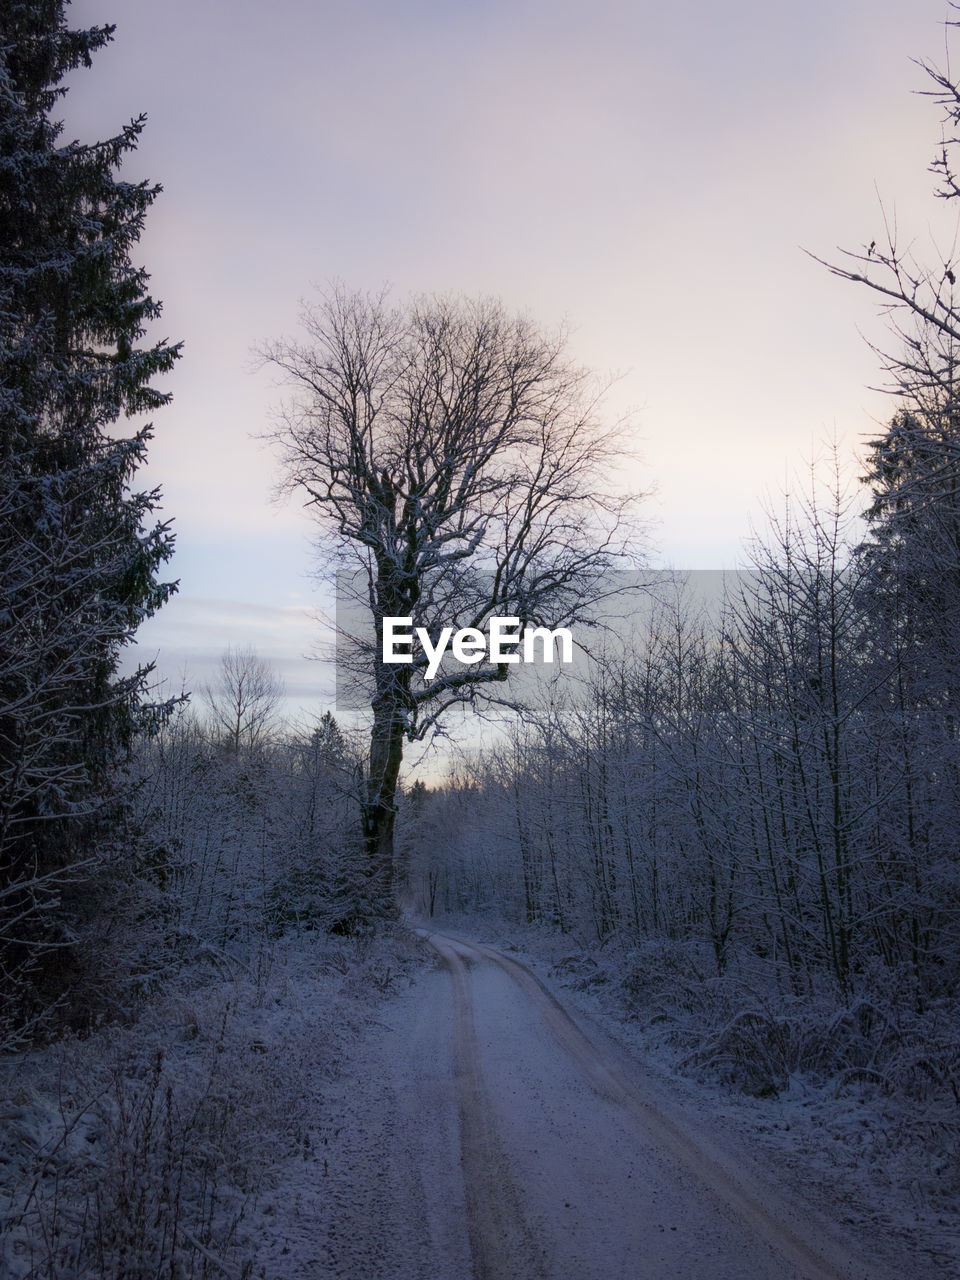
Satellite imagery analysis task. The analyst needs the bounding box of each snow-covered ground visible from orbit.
[3,919,957,1278]
[0,929,425,1279]
[432,915,960,1279]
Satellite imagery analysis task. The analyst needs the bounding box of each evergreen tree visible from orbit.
[311,710,347,771]
[0,1,180,1034]
[858,405,960,714]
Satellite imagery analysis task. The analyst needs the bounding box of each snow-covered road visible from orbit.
[423,931,880,1280]
[258,929,892,1278]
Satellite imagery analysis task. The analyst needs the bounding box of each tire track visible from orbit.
[428,930,878,1280]
[428,934,547,1280]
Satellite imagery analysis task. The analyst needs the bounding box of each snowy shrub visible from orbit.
[0,925,425,1279]
[0,939,330,1279]
[617,939,709,1009]
[3,1042,254,1277]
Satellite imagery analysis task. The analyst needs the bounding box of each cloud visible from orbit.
[123,595,336,711]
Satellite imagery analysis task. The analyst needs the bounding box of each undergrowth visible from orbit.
[546,933,960,1211]
[0,929,416,1279]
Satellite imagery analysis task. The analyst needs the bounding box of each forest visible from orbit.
[2,2,960,1277]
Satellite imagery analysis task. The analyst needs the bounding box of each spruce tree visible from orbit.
[0,1,180,1034]
[859,407,960,700]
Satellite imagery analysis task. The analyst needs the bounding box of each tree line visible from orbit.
[406,439,960,1102]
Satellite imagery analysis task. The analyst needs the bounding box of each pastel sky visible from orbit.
[64,0,955,722]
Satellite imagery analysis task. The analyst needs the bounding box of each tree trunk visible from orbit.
[362,675,407,915]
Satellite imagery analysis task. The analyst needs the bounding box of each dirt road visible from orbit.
[417,929,880,1280]
[258,928,895,1278]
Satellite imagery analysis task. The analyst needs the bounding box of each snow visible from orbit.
[430,913,960,1279]
[3,916,958,1278]
[0,929,424,1279]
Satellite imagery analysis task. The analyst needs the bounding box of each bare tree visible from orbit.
[263,287,645,913]
[201,647,285,754]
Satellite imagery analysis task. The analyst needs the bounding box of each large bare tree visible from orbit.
[263,287,644,914]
